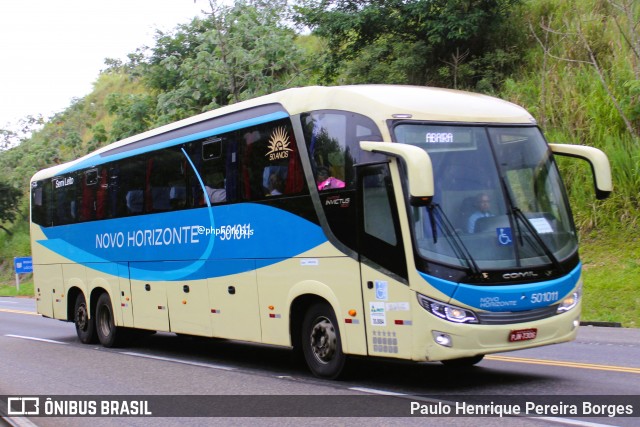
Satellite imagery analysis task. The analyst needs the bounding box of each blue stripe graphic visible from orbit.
[37,203,326,281]
[418,264,581,312]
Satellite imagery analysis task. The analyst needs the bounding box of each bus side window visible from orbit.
[120,157,146,216]
[237,120,304,201]
[358,163,407,279]
[126,190,144,214]
[31,180,51,226]
[303,111,384,192]
[200,138,228,205]
[363,171,397,245]
[50,175,79,226]
[145,148,186,212]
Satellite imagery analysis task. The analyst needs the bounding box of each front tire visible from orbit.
[441,355,484,367]
[74,293,97,344]
[301,302,346,379]
[95,293,127,348]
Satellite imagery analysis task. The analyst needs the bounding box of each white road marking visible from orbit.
[4,334,66,344]
[121,351,234,371]
[348,386,406,396]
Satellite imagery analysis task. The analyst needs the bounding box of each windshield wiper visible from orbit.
[427,203,481,277]
[511,207,562,272]
[500,178,561,272]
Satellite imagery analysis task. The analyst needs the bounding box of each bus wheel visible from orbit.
[74,293,97,344]
[302,302,346,379]
[440,355,484,367]
[95,293,125,348]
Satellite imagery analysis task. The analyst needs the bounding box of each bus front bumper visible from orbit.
[416,303,581,362]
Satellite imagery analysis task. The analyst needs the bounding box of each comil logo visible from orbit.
[8,397,40,415]
[502,271,538,280]
[265,127,292,161]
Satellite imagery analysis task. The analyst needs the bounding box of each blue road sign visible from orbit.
[14,257,33,274]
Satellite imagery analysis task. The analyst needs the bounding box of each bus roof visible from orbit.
[272,85,535,125]
[32,85,535,180]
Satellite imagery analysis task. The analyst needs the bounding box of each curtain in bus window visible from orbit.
[145,158,154,213]
[285,131,304,194]
[96,168,108,219]
[226,139,238,202]
[241,130,259,199]
[108,165,120,217]
[79,173,95,222]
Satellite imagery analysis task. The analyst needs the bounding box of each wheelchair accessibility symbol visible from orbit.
[497,228,513,245]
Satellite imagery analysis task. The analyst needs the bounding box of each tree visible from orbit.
[105,93,156,141]
[529,0,640,141]
[153,0,312,124]
[0,115,44,150]
[294,0,525,90]
[0,182,22,236]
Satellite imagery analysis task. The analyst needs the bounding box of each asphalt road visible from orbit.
[1,296,638,427]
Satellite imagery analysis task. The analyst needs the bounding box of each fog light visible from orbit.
[572,319,580,330]
[432,331,452,347]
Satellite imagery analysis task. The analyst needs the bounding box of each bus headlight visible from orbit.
[417,294,479,324]
[557,284,582,313]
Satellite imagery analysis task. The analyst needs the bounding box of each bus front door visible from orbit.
[357,162,413,360]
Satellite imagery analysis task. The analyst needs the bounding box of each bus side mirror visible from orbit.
[360,141,434,206]
[549,143,613,200]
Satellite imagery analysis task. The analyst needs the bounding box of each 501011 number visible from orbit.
[530,291,559,304]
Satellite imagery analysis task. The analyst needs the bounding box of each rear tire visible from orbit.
[95,293,127,348]
[74,293,97,344]
[301,302,346,379]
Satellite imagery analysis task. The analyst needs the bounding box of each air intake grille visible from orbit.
[477,305,558,325]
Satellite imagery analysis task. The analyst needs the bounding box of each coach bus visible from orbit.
[30,85,612,378]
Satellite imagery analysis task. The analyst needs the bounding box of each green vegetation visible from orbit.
[1,0,638,326]
[581,231,640,328]
[0,281,33,297]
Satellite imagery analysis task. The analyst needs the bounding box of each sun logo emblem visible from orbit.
[266,127,293,160]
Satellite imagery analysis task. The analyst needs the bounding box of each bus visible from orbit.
[30,85,612,379]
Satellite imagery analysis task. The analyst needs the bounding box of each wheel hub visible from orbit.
[310,317,337,364]
[76,305,88,331]
[98,306,112,337]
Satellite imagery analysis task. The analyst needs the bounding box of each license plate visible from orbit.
[509,328,537,342]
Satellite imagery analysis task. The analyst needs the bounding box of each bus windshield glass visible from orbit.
[394,124,577,273]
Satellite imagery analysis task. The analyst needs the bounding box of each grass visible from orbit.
[580,231,640,328]
[0,279,33,297]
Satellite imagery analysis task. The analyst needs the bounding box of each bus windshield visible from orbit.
[394,124,578,275]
